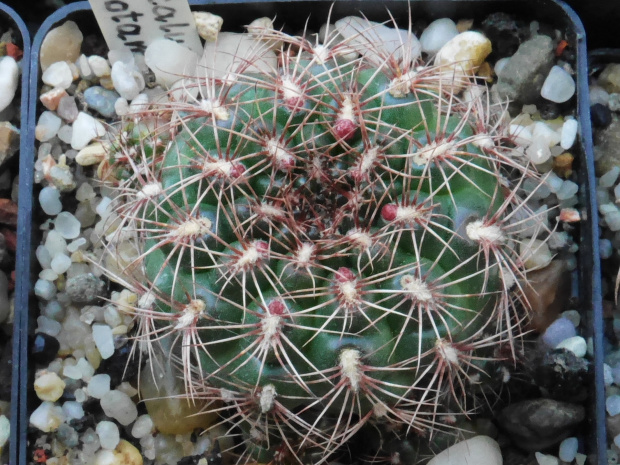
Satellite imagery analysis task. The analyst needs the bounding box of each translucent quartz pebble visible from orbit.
[541,65,575,103]
[542,317,576,347]
[54,211,81,239]
[97,421,120,450]
[419,18,459,54]
[92,324,114,359]
[559,437,578,463]
[560,118,578,149]
[100,390,138,425]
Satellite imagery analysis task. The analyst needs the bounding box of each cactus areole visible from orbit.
[103,21,542,463]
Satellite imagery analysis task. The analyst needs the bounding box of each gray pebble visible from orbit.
[65,273,104,303]
[84,86,119,118]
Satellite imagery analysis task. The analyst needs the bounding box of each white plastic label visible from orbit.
[88,0,203,54]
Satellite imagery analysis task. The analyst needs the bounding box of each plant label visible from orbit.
[88,0,203,54]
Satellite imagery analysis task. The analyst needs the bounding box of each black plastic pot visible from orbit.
[18,1,602,464]
[0,3,30,465]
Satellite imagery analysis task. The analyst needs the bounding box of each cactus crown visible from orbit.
[100,15,547,464]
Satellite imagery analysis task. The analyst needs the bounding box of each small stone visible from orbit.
[71,112,106,150]
[35,111,62,142]
[608,395,620,416]
[520,239,552,270]
[591,103,612,128]
[200,32,278,80]
[558,437,578,462]
[31,333,60,365]
[40,21,83,71]
[543,317,577,347]
[193,12,223,42]
[541,66,575,103]
[42,61,74,89]
[30,401,65,432]
[56,423,79,448]
[57,95,79,122]
[54,211,81,239]
[92,324,115,359]
[556,180,579,200]
[145,39,199,88]
[88,55,111,77]
[87,373,111,399]
[427,436,501,465]
[65,273,104,303]
[39,186,62,216]
[39,87,68,111]
[76,142,107,166]
[34,279,56,300]
[335,17,422,67]
[131,414,154,438]
[84,86,119,118]
[62,401,84,420]
[0,416,9,449]
[34,371,66,401]
[57,125,73,144]
[494,35,554,104]
[93,440,142,465]
[599,63,620,93]
[434,31,492,83]
[556,336,587,357]
[0,122,19,169]
[535,452,559,465]
[419,18,459,54]
[111,61,144,101]
[498,398,585,451]
[97,420,120,449]
[0,57,18,113]
[560,119,579,149]
[100,390,138,425]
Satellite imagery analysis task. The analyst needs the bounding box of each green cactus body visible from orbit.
[107,30,533,463]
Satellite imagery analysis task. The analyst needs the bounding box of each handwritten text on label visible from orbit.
[88,0,203,54]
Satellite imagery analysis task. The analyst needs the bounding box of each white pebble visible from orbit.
[131,414,154,438]
[145,39,199,88]
[50,254,71,274]
[535,452,559,465]
[92,324,115,359]
[556,180,578,200]
[605,363,614,386]
[419,18,459,54]
[558,438,579,463]
[71,112,106,150]
[532,121,561,147]
[30,401,65,432]
[114,97,129,116]
[45,230,67,257]
[607,395,620,416]
[39,186,62,215]
[541,65,575,103]
[100,390,138,425]
[97,421,120,450]
[0,57,18,113]
[37,315,61,336]
[88,55,111,77]
[607,211,620,231]
[35,111,62,142]
[526,139,551,164]
[63,363,82,380]
[555,336,587,357]
[111,61,144,100]
[37,245,52,269]
[34,279,56,300]
[601,167,620,188]
[545,171,564,194]
[42,61,74,89]
[62,401,84,420]
[54,211,81,239]
[0,416,9,448]
[428,436,501,465]
[560,118,578,149]
[57,124,73,144]
[88,374,111,399]
[589,85,609,106]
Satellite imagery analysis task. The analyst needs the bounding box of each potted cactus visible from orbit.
[20,1,602,465]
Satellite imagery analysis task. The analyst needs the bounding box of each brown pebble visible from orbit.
[1,228,16,252]
[522,260,571,333]
[553,152,574,178]
[0,199,18,226]
[40,21,83,71]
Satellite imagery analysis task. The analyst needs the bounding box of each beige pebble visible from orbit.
[193,12,223,42]
[520,239,553,270]
[93,440,142,465]
[435,31,492,91]
[76,142,107,166]
[40,21,83,71]
[34,371,66,402]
